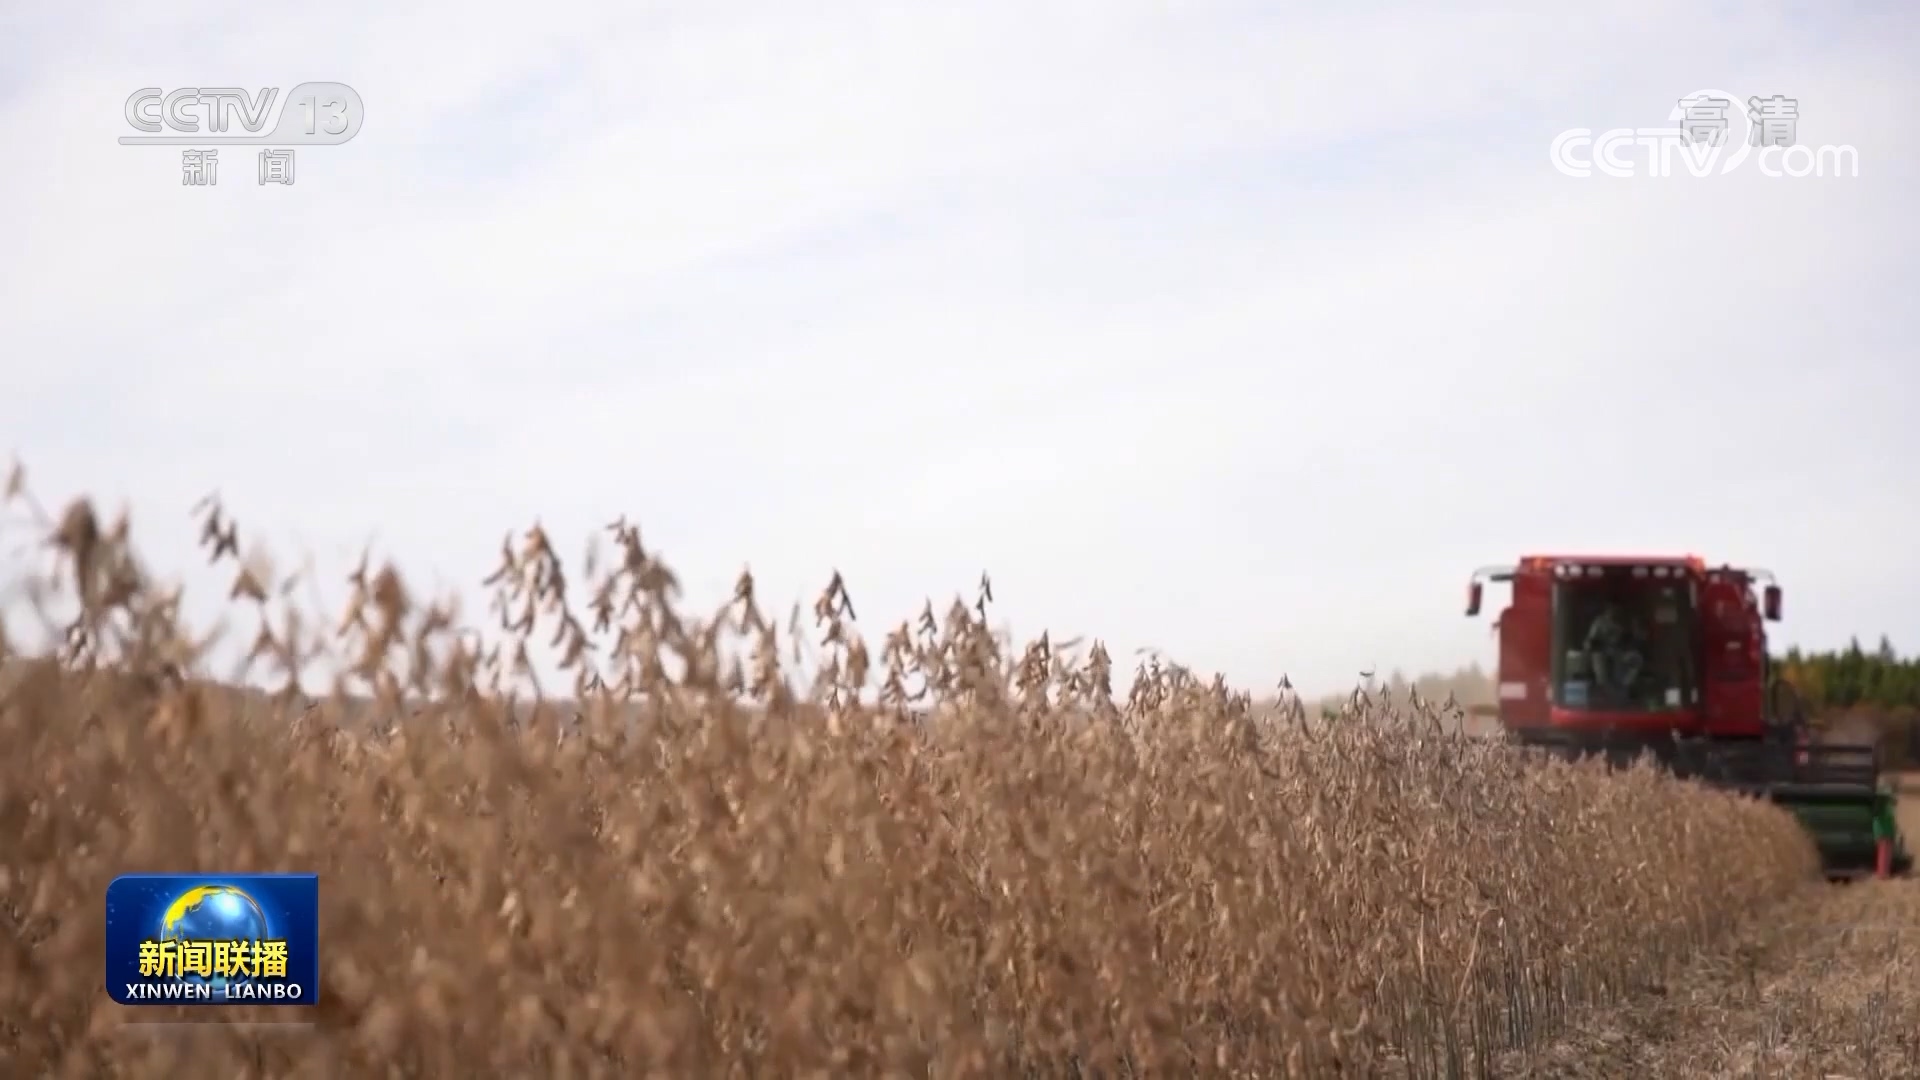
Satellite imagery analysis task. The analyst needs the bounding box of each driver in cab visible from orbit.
[1583,601,1648,697]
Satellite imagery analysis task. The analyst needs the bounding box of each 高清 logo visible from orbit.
[1551,91,1858,179]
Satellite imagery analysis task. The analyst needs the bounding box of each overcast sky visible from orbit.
[2,1,1915,698]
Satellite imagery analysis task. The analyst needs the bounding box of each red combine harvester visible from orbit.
[1463,554,1911,880]
[1464,555,1799,763]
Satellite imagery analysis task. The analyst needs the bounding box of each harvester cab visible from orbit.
[1464,554,1910,881]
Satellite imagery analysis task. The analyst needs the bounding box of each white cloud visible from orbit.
[2,0,1916,696]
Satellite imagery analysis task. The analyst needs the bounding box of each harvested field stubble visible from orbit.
[1900,780,1920,853]
[1506,882,1920,1078]
[0,474,1822,1076]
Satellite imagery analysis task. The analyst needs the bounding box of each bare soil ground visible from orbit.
[1898,773,1920,843]
[1506,880,1920,1078]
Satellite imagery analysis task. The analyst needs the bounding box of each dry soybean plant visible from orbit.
[0,467,1819,1077]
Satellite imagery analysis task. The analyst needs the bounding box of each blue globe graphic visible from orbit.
[159,886,270,991]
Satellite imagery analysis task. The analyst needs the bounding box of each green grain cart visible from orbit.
[1773,779,1912,881]
[1688,741,1912,880]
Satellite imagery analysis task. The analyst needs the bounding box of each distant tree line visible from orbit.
[1774,638,1920,768]
[1773,637,1920,714]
